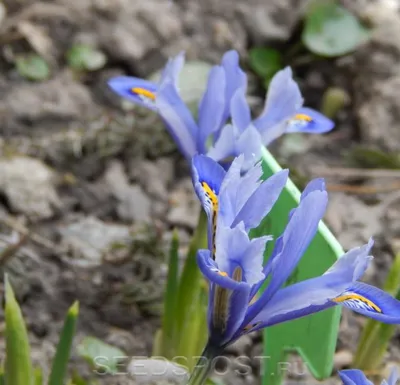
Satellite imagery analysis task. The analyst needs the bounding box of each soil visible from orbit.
[0,0,400,385]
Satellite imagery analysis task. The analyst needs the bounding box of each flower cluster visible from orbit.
[192,155,400,348]
[108,51,333,170]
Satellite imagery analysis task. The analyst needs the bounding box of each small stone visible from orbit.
[59,216,131,267]
[104,161,151,223]
[0,156,60,220]
[334,350,353,370]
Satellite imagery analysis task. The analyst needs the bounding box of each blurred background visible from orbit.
[0,0,400,384]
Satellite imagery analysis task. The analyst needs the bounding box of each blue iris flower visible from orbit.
[339,368,398,385]
[191,154,400,347]
[108,51,334,168]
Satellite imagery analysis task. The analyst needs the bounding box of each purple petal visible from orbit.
[197,66,226,152]
[286,107,334,134]
[243,190,328,324]
[230,88,251,132]
[221,50,247,123]
[232,169,289,231]
[332,282,400,323]
[108,76,158,110]
[207,124,237,162]
[253,67,303,135]
[156,81,199,159]
[339,370,374,385]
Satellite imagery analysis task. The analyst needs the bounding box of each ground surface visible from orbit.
[1,0,400,384]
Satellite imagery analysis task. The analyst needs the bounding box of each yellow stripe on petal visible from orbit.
[333,293,382,313]
[293,113,313,122]
[201,181,219,258]
[131,87,156,101]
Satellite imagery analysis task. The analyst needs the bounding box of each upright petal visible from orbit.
[301,178,326,200]
[286,107,334,134]
[221,50,247,123]
[156,81,199,159]
[235,125,264,171]
[207,124,237,162]
[215,223,271,285]
[253,67,303,134]
[230,88,251,133]
[197,66,226,153]
[243,239,373,330]
[339,370,374,385]
[244,190,328,321]
[386,368,399,385]
[108,76,158,110]
[232,169,289,231]
[160,51,185,86]
[332,282,400,323]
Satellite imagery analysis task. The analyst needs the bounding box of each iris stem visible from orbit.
[186,342,221,385]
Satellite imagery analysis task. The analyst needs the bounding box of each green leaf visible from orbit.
[248,47,282,83]
[15,54,50,81]
[302,1,370,57]
[66,44,107,71]
[160,230,180,358]
[4,274,34,385]
[48,301,79,385]
[34,367,43,385]
[76,337,125,375]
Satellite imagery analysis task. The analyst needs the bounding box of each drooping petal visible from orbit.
[339,370,374,385]
[192,155,226,252]
[244,239,373,329]
[286,107,334,134]
[197,249,251,346]
[253,67,303,135]
[230,88,251,133]
[232,169,289,231]
[332,282,400,323]
[197,66,226,153]
[156,81,199,159]
[221,50,247,123]
[244,190,328,322]
[108,76,158,110]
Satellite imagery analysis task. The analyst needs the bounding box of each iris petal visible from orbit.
[253,67,303,135]
[332,282,400,323]
[339,370,374,385]
[244,239,373,329]
[243,190,328,324]
[156,81,198,159]
[197,66,226,152]
[230,88,251,133]
[286,107,334,134]
[232,169,289,231]
[107,76,158,110]
[207,124,237,162]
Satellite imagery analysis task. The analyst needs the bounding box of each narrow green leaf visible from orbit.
[4,274,34,385]
[34,367,43,385]
[160,230,180,358]
[66,44,107,71]
[0,366,5,385]
[248,47,282,84]
[175,210,208,358]
[15,54,50,81]
[346,146,400,169]
[48,301,79,385]
[302,1,370,57]
[353,253,400,370]
[76,337,125,375]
